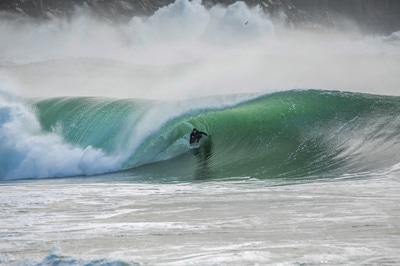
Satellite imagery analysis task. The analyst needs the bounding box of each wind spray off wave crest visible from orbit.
[1,0,400,98]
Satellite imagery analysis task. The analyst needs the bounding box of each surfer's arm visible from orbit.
[200,131,208,136]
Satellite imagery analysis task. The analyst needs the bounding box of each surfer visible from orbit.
[190,128,208,146]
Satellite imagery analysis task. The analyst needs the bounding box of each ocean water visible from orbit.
[1,0,400,265]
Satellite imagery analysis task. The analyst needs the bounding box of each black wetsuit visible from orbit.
[190,130,208,145]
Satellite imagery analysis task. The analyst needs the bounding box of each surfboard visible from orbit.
[190,142,200,149]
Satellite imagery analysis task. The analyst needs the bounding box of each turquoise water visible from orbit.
[2,89,399,181]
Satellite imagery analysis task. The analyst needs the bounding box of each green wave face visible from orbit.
[194,90,400,179]
[33,90,400,181]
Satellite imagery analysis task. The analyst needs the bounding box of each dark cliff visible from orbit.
[1,0,399,34]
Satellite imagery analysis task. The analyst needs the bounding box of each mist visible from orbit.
[1,0,399,99]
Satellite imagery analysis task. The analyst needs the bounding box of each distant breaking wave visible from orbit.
[1,90,400,181]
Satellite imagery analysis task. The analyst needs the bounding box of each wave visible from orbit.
[1,89,400,181]
[129,89,400,181]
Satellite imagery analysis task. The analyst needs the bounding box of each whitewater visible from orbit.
[1,0,400,265]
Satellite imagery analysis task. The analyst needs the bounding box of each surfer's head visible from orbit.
[193,128,197,132]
